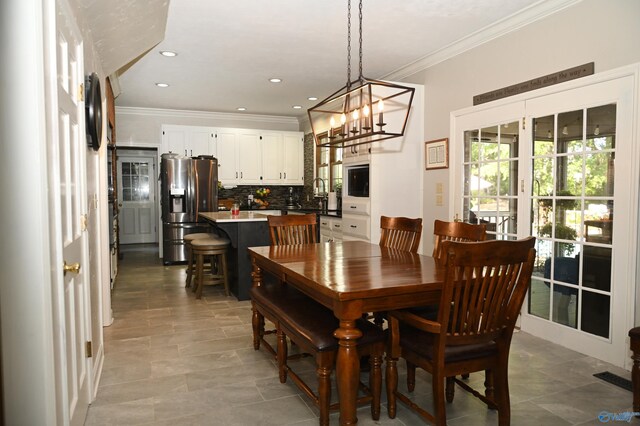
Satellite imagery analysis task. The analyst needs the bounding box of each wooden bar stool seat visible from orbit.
[184,232,217,288]
[191,236,231,299]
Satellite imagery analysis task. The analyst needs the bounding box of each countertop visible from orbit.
[200,211,271,223]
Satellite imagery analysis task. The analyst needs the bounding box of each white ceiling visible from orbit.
[101,0,573,118]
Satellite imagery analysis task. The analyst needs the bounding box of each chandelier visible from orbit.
[308,0,415,148]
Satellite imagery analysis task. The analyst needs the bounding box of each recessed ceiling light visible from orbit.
[269,78,282,83]
[292,105,302,109]
[308,97,318,101]
[155,83,169,88]
[159,50,177,57]
[237,107,247,111]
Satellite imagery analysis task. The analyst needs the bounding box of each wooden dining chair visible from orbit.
[252,213,384,424]
[379,216,423,253]
[251,214,318,357]
[432,219,487,265]
[386,237,536,426]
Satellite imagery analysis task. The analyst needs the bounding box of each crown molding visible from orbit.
[382,0,582,81]
[115,106,300,126]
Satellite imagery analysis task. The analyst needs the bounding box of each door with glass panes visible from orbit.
[451,75,635,366]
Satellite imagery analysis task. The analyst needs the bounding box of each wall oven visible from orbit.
[345,164,369,197]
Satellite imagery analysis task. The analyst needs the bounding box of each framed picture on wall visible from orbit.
[425,138,449,170]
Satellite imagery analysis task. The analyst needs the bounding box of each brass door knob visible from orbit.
[63,261,81,276]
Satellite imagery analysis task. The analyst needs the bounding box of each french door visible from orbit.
[451,72,637,366]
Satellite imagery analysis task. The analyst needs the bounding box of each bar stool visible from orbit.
[184,233,216,288]
[191,236,231,299]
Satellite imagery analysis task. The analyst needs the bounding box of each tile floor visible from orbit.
[86,244,636,425]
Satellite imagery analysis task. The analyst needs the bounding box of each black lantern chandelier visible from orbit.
[308,0,415,148]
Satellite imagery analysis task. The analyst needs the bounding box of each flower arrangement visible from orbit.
[254,187,270,208]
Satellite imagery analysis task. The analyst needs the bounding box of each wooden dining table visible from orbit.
[248,241,445,425]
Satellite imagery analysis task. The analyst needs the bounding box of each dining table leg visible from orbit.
[335,318,363,425]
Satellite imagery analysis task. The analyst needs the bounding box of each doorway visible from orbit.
[117,148,158,245]
[451,69,638,367]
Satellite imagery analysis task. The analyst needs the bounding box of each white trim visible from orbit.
[116,106,300,126]
[383,0,582,81]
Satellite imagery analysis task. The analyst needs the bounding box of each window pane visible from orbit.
[533,115,554,155]
[500,160,518,196]
[532,157,554,196]
[465,129,478,162]
[481,165,498,196]
[582,246,611,291]
[586,104,616,149]
[584,200,613,244]
[528,278,550,320]
[552,284,577,328]
[558,109,583,152]
[581,291,610,338]
[481,125,499,161]
[556,154,582,195]
[499,121,518,159]
[585,152,614,197]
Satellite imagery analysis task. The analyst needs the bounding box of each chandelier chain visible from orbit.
[347,0,351,87]
[358,0,363,81]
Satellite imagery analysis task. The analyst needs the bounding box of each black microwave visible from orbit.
[346,164,369,197]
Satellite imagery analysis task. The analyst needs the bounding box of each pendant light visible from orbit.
[308,0,415,148]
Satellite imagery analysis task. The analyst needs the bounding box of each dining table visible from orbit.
[248,240,445,425]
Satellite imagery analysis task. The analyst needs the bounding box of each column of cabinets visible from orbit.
[161,125,304,186]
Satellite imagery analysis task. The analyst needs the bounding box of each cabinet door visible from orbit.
[237,131,262,184]
[261,132,283,184]
[216,130,238,184]
[186,127,213,157]
[283,133,303,184]
[163,126,186,155]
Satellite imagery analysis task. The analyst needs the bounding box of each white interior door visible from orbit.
[48,0,92,423]
[117,151,158,244]
[451,73,637,367]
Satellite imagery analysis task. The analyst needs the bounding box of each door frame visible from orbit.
[450,63,640,368]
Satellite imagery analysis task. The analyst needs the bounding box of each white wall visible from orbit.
[399,0,640,253]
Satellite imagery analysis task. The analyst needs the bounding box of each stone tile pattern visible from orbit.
[86,246,634,425]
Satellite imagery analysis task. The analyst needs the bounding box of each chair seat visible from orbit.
[184,232,216,242]
[400,325,497,364]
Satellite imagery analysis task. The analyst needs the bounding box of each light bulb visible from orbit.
[562,125,568,135]
[330,117,336,127]
[352,109,359,120]
[547,130,552,139]
[594,124,600,136]
[363,104,370,117]
[340,113,346,124]
[378,100,384,112]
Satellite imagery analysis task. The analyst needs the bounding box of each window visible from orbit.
[316,145,343,192]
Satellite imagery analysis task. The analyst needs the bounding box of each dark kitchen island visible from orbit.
[199,211,273,300]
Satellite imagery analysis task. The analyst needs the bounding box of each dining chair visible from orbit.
[251,213,318,357]
[432,219,487,265]
[251,213,384,424]
[379,216,423,253]
[386,237,536,426]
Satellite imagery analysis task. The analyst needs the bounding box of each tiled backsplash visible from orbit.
[218,132,320,209]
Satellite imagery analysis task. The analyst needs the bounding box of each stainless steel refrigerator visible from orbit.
[161,153,218,264]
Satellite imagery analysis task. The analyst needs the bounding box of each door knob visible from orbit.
[63,261,81,276]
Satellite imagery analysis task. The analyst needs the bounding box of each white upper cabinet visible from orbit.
[261,132,284,184]
[282,132,304,184]
[162,125,214,157]
[261,131,304,185]
[215,129,238,184]
[237,130,262,184]
[162,124,304,186]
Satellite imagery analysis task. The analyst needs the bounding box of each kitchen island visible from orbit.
[199,211,274,300]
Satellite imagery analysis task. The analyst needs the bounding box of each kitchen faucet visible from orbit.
[312,177,328,211]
